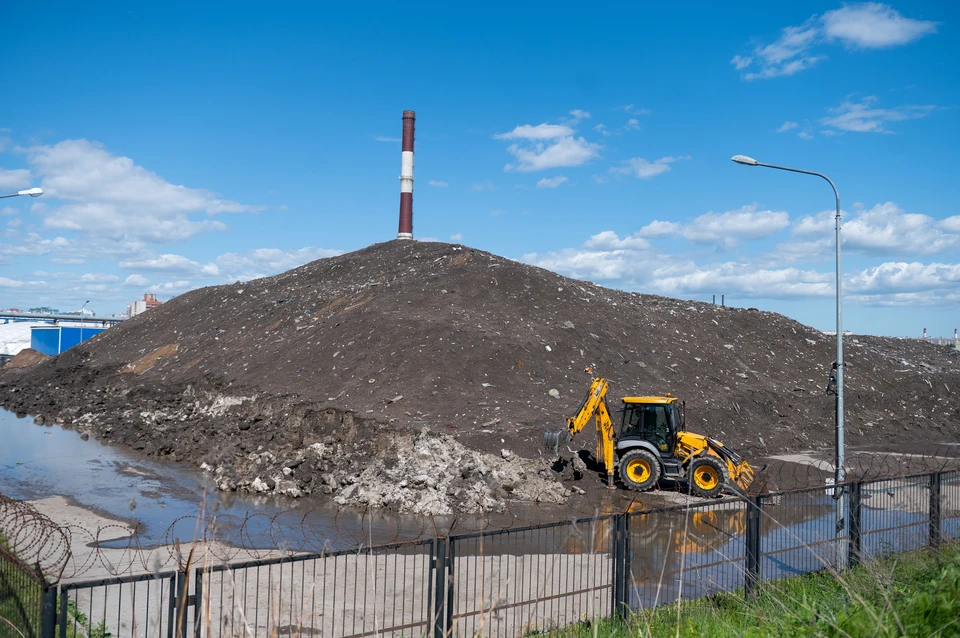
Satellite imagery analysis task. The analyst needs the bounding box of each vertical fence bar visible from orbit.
[745,495,762,597]
[57,588,68,638]
[194,569,203,638]
[433,538,446,638]
[40,586,57,638]
[445,539,455,638]
[167,574,177,638]
[930,472,942,549]
[176,571,188,638]
[848,481,862,567]
[611,513,628,619]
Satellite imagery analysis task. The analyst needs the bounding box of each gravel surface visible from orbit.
[3,240,959,513]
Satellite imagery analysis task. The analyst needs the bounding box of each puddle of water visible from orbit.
[0,409,427,550]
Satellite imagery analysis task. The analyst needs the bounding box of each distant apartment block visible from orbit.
[127,293,162,317]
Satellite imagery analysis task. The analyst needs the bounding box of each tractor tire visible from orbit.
[619,449,660,492]
[689,456,726,498]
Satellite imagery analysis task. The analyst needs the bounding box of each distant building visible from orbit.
[127,293,162,317]
[28,306,60,314]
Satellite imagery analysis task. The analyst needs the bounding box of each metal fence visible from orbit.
[3,468,959,637]
[1,543,49,638]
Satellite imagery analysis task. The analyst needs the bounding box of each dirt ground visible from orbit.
[2,240,959,514]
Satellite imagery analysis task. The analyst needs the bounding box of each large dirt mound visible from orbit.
[3,241,959,512]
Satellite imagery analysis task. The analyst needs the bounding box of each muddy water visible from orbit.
[0,408,434,551]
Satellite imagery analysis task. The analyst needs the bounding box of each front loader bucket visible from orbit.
[733,461,757,493]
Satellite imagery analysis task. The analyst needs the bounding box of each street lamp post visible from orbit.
[731,155,846,561]
[79,300,90,341]
[0,187,43,199]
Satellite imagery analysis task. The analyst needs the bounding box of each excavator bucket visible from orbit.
[543,429,566,457]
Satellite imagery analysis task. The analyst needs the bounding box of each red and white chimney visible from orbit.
[397,110,415,240]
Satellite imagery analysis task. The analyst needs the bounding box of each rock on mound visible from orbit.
[2,240,959,512]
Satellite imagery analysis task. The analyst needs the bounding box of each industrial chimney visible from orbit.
[397,110,415,240]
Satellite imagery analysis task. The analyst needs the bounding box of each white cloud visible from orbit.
[637,220,681,238]
[734,3,938,80]
[651,262,833,298]
[469,181,496,191]
[450,233,463,242]
[494,124,574,140]
[583,230,650,250]
[847,261,960,294]
[374,136,401,143]
[522,247,643,281]
[844,202,960,255]
[682,205,790,248]
[80,273,119,283]
[536,176,568,189]
[822,3,938,49]
[0,233,71,257]
[777,121,799,132]
[820,96,936,133]
[20,140,262,250]
[784,202,960,261]
[593,124,611,136]
[568,109,591,121]
[797,131,813,140]
[124,274,150,287]
[428,180,448,187]
[148,280,193,294]
[937,216,960,233]
[215,246,342,281]
[504,136,601,172]
[1,206,18,216]
[0,168,32,190]
[611,155,690,179]
[119,253,220,277]
[624,118,641,131]
[617,104,651,115]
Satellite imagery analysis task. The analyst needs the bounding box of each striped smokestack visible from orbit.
[397,110,415,239]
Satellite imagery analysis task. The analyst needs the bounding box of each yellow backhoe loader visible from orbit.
[545,378,755,497]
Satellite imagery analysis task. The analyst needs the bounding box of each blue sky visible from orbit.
[1,1,958,336]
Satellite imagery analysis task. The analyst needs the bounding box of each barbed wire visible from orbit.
[3,446,958,584]
[0,492,72,583]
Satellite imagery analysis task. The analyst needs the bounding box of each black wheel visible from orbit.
[689,456,726,498]
[619,449,660,492]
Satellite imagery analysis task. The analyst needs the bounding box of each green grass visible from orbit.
[553,542,960,638]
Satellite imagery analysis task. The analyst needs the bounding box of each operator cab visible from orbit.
[618,397,680,457]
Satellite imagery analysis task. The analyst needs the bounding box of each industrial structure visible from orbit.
[397,110,415,240]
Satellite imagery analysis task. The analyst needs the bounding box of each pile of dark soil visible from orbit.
[2,241,959,512]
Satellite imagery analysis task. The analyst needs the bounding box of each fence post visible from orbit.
[848,481,862,567]
[445,540,455,638]
[433,538,447,638]
[175,571,188,638]
[40,586,57,638]
[167,575,178,638]
[611,514,629,619]
[744,495,762,598]
[930,473,942,549]
[194,569,204,638]
[58,588,68,638]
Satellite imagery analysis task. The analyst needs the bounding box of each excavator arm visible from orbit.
[544,377,617,487]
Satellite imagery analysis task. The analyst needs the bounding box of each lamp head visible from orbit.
[731,155,759,166]
[18,187,43,197]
